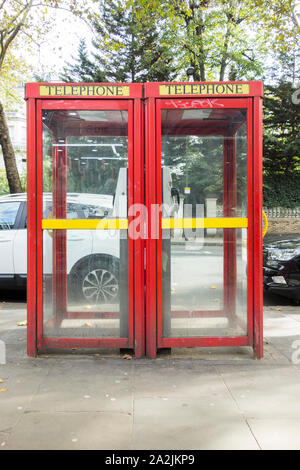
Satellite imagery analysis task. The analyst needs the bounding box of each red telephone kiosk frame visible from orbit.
[26,81,263,358]
[144,82,263,358]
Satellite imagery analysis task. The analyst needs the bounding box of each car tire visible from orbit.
[70,256,119,305]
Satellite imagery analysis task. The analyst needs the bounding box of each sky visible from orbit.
[26,8,95,81]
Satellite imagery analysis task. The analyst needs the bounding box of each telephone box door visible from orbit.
[145,93,262,357]
[27,90,144,356]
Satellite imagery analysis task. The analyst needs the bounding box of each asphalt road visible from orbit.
[0,239,297,308]
[0,289,295,306]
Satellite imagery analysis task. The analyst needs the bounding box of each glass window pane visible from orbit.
[43,230,128,339]
[42,109,128,219]
[42,108,129,339]
[0,202,20,229]
[161,107,248,338]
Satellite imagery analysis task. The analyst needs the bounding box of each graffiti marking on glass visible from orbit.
[164,99,225,108]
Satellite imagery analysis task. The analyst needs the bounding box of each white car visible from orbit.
[0,167,178,305]
[0,191,123,304]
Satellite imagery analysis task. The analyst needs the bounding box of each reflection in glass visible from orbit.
[0,202,20,229]
[161,108,248,338]
[42,109,129,339]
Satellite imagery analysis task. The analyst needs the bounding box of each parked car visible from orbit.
[0,166,183,307]
[263,238,300,303]
[0,191,122,304]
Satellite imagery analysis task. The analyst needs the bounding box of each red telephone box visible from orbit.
[26,81,263,358]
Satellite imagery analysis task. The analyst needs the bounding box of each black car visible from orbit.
[263,238,300,303]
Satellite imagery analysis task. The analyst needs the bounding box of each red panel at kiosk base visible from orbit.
[26,81,263,358]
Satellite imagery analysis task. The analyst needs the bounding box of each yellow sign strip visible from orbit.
[42,219,128,230]
[162,218,248,229]
[39,85,130,97]
[159,83,249,96]
[42,217,247,230]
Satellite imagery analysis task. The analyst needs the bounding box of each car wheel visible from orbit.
[71,257,119,305]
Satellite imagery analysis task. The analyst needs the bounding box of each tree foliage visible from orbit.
[61,38,106,83]
[63,0,299,83]
[262,39,300,206]
[1,0,299,206]
[61,0,299,209]
[263,173,300,208]
[263,81,300,176]
[128,0,300,81]
[0,0,98,192]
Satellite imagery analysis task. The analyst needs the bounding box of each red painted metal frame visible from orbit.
[223,129,237,329]
[26,83,143,100]
[127,101,135,349]
[253,97,263,358]
[37,99,134,351]
[145,98,157,358]
[27,81,263,358]
[160,98,249,110]
[145,87,263,357]
[27,83,144,355]
[52,134,67,328]
[155,98,250,353]
[246,98,254,346]
[27,98,37,356]
[36,101,43,351]
[38,99,133,110]
[133,98,145,357]
[155,101,163,353]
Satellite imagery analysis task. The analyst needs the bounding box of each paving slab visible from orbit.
[133,364,228,400]
[27,360,133,414]
[2,411,132,450]
[0,372,48,431]
[132,397,259,450]
[1,301,300,450]
[264,307,300,363]
[216,364,300,419]
[247,418,300,450]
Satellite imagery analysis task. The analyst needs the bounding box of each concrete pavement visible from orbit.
[1,299,300,450]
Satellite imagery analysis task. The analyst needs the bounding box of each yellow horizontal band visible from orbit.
[42,217,248,230]
[42,219,128,230]
[161,218,248,229]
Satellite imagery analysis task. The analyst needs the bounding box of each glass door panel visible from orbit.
[41,104,131,341]
[160,105,248,339]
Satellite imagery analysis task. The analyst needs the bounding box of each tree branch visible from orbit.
[219,20,231,81]
[0,0,9,11]
[0,0,33,36]
[0,22,22,69]
[29,2,96,35]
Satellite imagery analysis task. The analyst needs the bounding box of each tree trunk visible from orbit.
[228,65,237,81]
[0,101,22,193]
[195,12,206,81]
[219,19,231,81]
[219,55,227,81]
